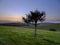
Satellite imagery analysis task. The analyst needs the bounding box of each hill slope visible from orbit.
[22,23,60,31]
[0,26,60,45]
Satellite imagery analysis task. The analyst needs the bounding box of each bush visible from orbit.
[49,28,56,31]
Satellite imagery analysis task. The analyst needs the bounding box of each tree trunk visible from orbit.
[34,21,37,38]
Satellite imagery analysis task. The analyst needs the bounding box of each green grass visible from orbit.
[0,25,60,45]
[23,23,60,31]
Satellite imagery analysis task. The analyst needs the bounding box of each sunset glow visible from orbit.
[0,16,23,22]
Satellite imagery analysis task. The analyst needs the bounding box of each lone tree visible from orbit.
[22,10,46,38]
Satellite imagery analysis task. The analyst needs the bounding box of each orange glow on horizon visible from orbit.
[0,16,23,22]
[0,16,60,22]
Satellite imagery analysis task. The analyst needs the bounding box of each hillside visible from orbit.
[0,26,60,45]
[22,23,60,31]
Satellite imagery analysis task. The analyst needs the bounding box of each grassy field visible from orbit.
[23,23,60,31]
[0,24,60,45]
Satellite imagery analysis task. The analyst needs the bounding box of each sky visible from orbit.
[0,0,60,22]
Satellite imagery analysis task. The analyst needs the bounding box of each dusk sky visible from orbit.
[0,0,60,22]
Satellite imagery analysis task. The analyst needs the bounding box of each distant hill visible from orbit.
[0,20,60,28]
[0,22,30,27]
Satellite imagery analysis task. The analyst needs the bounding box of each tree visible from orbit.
[22,10,46,38]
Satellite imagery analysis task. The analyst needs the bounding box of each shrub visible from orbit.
[49,28,56,31]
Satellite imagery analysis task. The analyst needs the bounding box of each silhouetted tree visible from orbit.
[22,10,46,38]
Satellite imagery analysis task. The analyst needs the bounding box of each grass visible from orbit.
[0,25,60,45]
[23,23,60,31]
